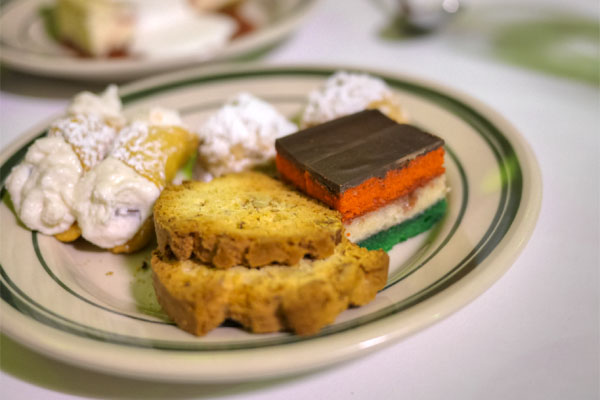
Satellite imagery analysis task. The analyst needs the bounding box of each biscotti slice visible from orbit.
[151,238,389,336]
[153,172,343,269]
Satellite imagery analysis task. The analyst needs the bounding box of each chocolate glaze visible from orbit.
[275,109,444,194]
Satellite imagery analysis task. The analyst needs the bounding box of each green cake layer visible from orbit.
[358,199,447,251]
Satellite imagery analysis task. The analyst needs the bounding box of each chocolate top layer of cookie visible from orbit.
[275,109,444,193]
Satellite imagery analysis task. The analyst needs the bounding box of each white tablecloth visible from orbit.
[1,0,598,399]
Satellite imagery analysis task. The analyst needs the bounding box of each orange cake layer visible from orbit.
[276,146,445,221]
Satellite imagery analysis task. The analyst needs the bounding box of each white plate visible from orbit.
[0,0,318,81]
[0,64,542,382]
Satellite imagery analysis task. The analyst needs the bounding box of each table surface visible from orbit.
[1,0,598,399]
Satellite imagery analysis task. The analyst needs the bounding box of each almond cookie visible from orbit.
[153,172,343,268]
[151,238,389,336]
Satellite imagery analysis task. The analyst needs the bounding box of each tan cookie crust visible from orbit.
[153,172,343,269]
[151,238,389,336]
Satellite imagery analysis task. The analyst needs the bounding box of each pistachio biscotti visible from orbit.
[151,238,389,336]
[154,172,343,269]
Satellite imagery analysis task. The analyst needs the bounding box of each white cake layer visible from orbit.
[344,174,448,243]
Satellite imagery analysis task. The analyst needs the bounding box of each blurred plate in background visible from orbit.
[0,0,319,81]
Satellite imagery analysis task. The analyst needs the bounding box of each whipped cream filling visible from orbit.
[131,107,184,127]
[74,157,160,248]
[301,71,396,127]
[195,92,297,181]
[5,137,83,235]
[67,85,125,127]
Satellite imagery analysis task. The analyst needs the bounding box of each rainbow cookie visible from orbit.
[275,109,447,251]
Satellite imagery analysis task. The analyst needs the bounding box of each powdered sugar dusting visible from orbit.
[49,114,118,170]
[301,71,394,127]
[195,92,297,181]
[111,121,167,186]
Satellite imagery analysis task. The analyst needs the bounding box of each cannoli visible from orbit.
[5,114,118,237]
[300,71,407,128]
[5,86,123,238]
[74,109,198,253]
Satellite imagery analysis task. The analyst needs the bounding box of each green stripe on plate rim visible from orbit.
[0,67,521,351]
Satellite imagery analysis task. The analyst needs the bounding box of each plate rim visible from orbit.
[0,63,543,382]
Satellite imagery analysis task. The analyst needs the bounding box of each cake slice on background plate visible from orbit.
[55,0,135,57]
[54,0,236,58]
